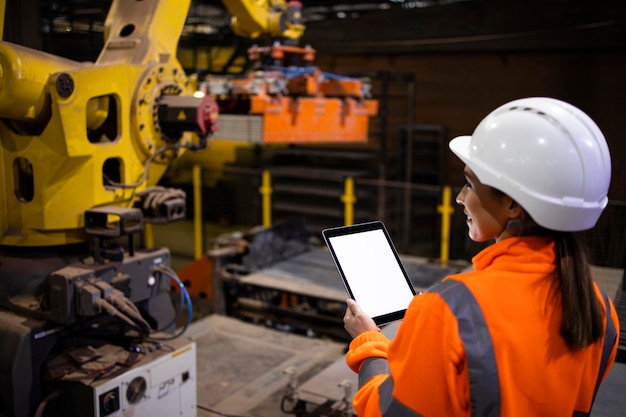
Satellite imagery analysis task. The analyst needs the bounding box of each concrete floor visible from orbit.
[187,314,347,417]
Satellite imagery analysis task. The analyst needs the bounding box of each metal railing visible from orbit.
[174,164,626,271]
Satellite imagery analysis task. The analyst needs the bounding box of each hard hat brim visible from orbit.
[448,135,472,165]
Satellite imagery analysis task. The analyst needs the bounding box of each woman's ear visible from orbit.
[507,198,524,219]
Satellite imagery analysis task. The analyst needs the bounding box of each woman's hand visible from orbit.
[343,299,380,338]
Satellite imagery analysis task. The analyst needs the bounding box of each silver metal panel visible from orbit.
[212,114,264,143]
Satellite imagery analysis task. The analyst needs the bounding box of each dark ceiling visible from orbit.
[5,0,626,61]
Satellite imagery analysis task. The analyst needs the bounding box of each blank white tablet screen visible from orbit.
[328,229,415,319]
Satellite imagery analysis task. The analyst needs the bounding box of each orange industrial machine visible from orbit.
[206,42,378,144]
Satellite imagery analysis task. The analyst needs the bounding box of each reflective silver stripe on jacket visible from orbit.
[430,279,501,417]
[359,357,389,388]
[572,291,618,417]
[356,366,424,417]
[379,377,423,417]
[360,358,423,416]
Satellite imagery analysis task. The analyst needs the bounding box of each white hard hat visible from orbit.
[449,97,611,231]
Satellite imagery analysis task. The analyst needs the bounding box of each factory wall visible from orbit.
[314,50,626,200]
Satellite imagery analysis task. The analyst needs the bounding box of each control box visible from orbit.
[43,336,197,417]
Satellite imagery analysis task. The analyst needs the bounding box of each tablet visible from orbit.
[322,221,416,325]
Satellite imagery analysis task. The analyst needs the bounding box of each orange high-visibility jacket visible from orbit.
[346,236,620,417]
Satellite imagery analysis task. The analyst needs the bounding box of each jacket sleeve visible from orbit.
[345,293,471,417]
[346,330,390,373]
[345,331,392,417]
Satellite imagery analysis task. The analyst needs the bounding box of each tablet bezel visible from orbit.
[322,221,416,325]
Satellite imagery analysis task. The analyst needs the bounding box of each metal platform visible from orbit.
[215,246,464,341]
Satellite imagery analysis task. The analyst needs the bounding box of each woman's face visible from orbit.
[456,167,517,242]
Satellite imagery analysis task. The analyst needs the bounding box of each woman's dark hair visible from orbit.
[552,232,604,350]
[489,187,604,350]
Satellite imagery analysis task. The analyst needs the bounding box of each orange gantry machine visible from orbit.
[207,44,379,144]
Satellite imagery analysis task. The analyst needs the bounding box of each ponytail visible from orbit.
[552,232,604,350]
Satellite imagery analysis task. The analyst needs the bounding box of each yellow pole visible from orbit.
[0,0,5,41]
[193,164,203,260]
[341,177,356,226]
[259,170,272,227]
[437,186,454,267]
[144,223,154,249]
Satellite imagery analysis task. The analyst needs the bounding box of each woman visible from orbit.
[343,97,620,417]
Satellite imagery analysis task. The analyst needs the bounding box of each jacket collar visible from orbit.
[472,236,556,273]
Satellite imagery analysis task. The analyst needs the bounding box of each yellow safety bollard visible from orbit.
[193,164,203,261]
[437,186,454,268]
[341,177,356,226]
[259,170,272,227]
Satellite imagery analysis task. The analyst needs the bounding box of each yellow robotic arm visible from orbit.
[0,0,217,247]
[224,0,305,40]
